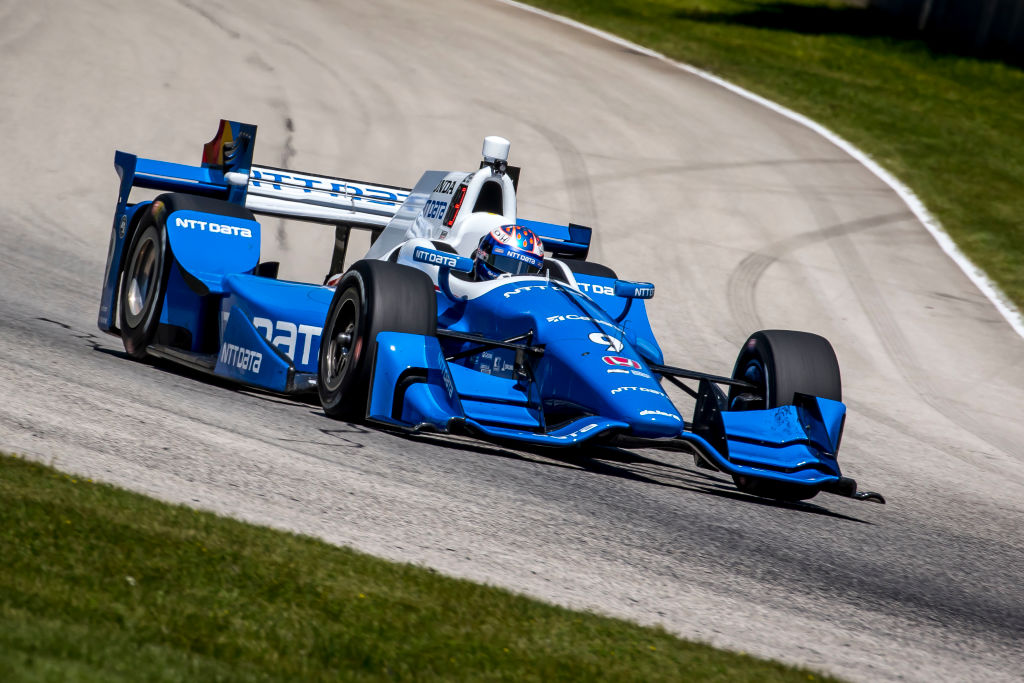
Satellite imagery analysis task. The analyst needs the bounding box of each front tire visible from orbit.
[318,260,437,420]
[727,330,842,502]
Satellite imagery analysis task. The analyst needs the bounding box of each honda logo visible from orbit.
[602,355,641,369]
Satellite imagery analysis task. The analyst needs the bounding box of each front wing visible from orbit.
[366,332,872,498]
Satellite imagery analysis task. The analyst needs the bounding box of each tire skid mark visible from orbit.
[278,111,296,249]
[277,34,404,151]
[826,225,1023,473]
[764,124,1022,469]
[723,154,1020,471]
[175,0,240,40]
[496,0,1024,340]
[537,156,869,196]
[726,211,911,332]
[522,121,604,262]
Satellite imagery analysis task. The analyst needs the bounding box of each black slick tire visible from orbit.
[119,207,171,359]
[318,260,437,420]
[727,330,842,502]
[563,258,617,279]
[118,193,254,359]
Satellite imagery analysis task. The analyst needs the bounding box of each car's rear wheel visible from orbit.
[118,193,256,359]
[119,209,171,359]
[726,330,842,502]
[563,258,617,279]
[319,260,437,420]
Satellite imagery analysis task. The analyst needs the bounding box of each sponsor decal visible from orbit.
[615,280,656,299]
[610,386,663,396]
[502,284,549,298]
[432,179,457,195]
[253,317,322,365]
[219,343,262,373]
[576,282,614,296]
[414,247,459,269]
[589,332,624,353]
[439,352,455,398]
[545,314,619,330]
[250,169,407,207]
[605,368,651,378]
[551,421,600,441]
[568,422,598,438]
[477,351,513,377]
[640,409,681,421]
[118,215,127,238]
[174,216,252,238]
[492,243,541,266]
[602,355,641,369]
[422,198,449,220]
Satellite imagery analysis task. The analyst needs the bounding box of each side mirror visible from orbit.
[614,280,655,299]
[412,246,473,274]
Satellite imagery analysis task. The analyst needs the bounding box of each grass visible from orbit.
[519,0,1024,309]
[0,453,837,681]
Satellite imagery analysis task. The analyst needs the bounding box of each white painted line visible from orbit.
[496,0,1024,340]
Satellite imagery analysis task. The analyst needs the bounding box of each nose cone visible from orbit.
[535,326,684,438]
[631,407,685,437]
[608,385,684,437]
[471,281,685,439]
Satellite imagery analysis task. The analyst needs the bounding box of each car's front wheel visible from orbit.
[318,259,437,420]
[726,329,842,502]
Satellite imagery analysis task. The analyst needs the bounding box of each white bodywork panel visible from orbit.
[241,142,523,275]
[244,165,410,227]
[365,164,518,260]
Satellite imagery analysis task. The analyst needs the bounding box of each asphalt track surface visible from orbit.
[2,1,1022,680]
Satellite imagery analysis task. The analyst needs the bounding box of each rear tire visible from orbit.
[563,259,617,279]
[119,211,170,359]
[727,330,842,502]
[318,260,437,420]
[118,194,255,359]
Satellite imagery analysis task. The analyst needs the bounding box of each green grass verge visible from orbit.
[0,454,835,681]
[520,0,1024,309]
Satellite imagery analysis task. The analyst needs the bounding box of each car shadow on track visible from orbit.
[79,325,869,523]
[400,431,872,524]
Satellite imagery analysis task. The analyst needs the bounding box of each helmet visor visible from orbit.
[485,243,542,276]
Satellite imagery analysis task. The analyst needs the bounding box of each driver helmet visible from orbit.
[474,224,544,281]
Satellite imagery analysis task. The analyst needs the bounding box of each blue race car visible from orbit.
[98,120,883,504]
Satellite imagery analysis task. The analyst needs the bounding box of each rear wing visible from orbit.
[246,165,409,227]
[113,119,409,229]
[100,120,409,333]
[101,119,595,334]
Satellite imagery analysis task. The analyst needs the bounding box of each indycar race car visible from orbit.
[97,120,883,504]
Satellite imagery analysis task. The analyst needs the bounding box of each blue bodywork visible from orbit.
[97,120,331,393]
[367,272,848,492]
[98,119,873,502]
